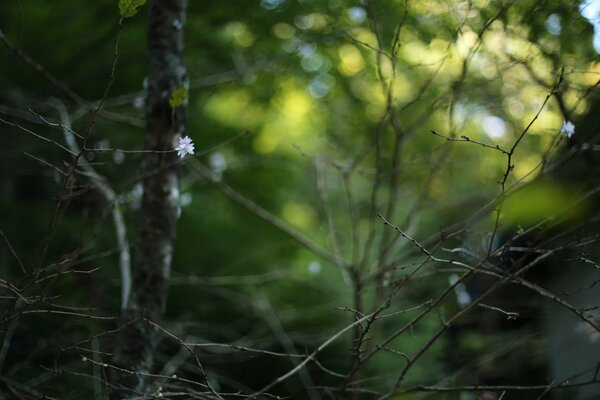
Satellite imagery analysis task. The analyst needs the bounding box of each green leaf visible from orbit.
[119,0,147,18]
[169,86,188,108]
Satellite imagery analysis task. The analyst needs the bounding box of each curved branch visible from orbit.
[52,99,132,311]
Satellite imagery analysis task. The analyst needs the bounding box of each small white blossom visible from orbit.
[175,136,195,159]
[561,120,575,138]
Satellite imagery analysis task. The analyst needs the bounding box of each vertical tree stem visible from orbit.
[110,0,187,396]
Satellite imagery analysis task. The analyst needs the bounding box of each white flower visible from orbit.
[175,136,194,159]
[561,120,575,138]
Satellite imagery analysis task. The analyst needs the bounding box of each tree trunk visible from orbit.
[109,0,187,396]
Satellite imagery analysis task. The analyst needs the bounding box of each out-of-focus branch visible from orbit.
[251,310,379,398]
[188,158,345,267]
[315,157,351,284]
[51,99,132,311]
[0,28,143,128]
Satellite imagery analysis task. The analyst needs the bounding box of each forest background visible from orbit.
[2,0,600,399]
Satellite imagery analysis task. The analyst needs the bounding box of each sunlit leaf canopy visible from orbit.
[182,0,597,241]
[1,0,600,397]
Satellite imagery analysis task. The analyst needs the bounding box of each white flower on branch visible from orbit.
[561,120,575,138]
[175,135,195,159]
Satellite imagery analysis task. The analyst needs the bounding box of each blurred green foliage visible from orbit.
[1,0,599,398]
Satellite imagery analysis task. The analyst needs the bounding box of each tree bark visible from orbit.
[110,0,187,396]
